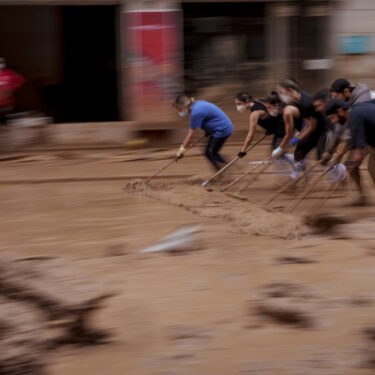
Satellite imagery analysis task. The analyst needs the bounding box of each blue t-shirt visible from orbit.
[348,100,375,148]
[190,100,234,138]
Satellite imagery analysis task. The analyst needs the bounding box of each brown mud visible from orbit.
[0,142,375,374]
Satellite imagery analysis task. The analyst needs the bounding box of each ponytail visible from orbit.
[235,92,253,103]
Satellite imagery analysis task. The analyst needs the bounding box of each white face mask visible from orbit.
[279,93,293,104]
[269,109,279,117]
[236,104,247,113]
[0,63,5,69]
[178,110,188,118]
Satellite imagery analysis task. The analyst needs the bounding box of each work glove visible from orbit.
[289,137,299,147]
[237,151,247,158]
[176,145,187,160]
[271,146,283,159]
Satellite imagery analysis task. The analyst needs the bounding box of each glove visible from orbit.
[289,137,299,147]
[272,146,283,159]
[204,131,211,137]
[237,151,247,158]
[176,145,187,159]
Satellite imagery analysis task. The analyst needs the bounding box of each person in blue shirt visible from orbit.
[173,95,234,171]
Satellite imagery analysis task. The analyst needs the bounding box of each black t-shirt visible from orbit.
[348,100,375,148]
[297,90,334,132]
[251,102,285,137]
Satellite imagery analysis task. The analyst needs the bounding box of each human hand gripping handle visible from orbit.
[289,137,299,147]
[176,145,187,160]
[271,146,283,159]
[237,151,247,158]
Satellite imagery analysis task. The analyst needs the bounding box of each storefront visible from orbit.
[0,0,332,124]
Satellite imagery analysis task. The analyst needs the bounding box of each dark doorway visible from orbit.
[182,2,266,94]
[0,5,119,123]
[61,6,118,122]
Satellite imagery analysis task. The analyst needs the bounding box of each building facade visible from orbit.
[0,0,372,124]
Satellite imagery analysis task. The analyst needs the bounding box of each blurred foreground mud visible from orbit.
[0,145,375,374]
[0,258,113,374]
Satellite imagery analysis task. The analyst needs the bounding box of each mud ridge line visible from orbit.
[124,179,306,240]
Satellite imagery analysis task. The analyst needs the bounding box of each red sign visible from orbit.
[124,10,182,121]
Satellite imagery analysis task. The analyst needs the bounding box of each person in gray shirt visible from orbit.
[325,98,375,205]
[328,79,375,204]
[330,78,372,106]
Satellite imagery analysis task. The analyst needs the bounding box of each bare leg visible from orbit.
[350,167,367,205]
[368,148,375,185]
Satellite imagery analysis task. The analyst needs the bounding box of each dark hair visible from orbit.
[235,92,253,103]
[325,98,350,116]
[313,88,331,102]
[278,78,299,91]
[288,77,299,85]
[330,78,352,93]
[173,95,195,108]
[262,91,281,105]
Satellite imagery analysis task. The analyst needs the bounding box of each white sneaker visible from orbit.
[328,163,348,183]
[290,159,307,180]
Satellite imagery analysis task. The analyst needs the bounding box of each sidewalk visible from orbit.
[0,121,251,152]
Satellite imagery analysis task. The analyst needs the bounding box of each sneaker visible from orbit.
[290,159,306,180]
[327,163,348,183]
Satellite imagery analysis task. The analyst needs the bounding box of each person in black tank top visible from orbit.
[276,79,335,179]
[235,92,285,158]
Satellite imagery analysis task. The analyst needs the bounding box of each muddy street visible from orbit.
[1,141,375,375]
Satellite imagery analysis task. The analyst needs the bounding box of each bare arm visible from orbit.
[279,105,299,149]
[298,116,317,140]
[240,110,264,152]
[327,142,350,166]
[181,128,196,149]
[351,147,365,167]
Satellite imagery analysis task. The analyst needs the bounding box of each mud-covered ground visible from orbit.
[1,138,375,375]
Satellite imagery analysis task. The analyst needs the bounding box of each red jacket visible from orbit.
[0,69,25,107]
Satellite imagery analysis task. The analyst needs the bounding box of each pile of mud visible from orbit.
[124,178,306,240]
[0,257,113,375]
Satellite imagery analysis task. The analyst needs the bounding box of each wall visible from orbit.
[331,0,375,88]
[0,7,62,111]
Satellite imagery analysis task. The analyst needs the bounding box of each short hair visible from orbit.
[330,78,352,93]
[235,92,253,102]
[313,88,331,102]
[278,78,299,91]
[324,98,350,116]
[262,91,281,105]
[173,95,194,108]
